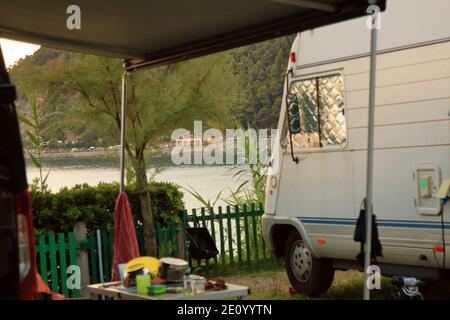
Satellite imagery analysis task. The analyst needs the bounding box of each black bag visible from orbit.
[353,199,367,242]
[354,199,383,266]
[185,227,219,260]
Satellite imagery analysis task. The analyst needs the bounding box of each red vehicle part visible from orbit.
[16,189,37,299]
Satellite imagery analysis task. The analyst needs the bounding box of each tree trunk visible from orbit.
[137,190,157,257]
[134,152,158,257]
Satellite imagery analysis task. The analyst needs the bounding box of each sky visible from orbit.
[0,38,40,68]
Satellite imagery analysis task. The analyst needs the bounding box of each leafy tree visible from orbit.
[35,51,234,255]
[11,49,76,146]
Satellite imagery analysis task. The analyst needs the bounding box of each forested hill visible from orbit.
[10,34,294,148]
[229,35,294,129]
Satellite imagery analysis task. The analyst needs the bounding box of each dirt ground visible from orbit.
[219,271,294,299]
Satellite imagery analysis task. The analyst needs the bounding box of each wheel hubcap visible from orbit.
[290,240,312,282]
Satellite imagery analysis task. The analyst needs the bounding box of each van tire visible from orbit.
[284,231,334,297]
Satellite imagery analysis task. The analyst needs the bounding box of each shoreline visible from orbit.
[25,149,172,160]
[25,150,118,160]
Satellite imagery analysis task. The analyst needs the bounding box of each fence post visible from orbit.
[243,204,251,270]
[251,203,259,262]
[38,235,48,284]
[201,208,209,270]
[218,206,225,266]
[209,207,218,267]
[183,210,190,262]
[74,222,90,298]
[176,223,186,259]
[226,206,234,266]
[235,205,242,270]
[48,232,58,293]
[58,233,68,297]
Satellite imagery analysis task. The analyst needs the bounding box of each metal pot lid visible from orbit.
[159,257,188,267]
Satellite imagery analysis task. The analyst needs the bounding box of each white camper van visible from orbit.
[262,0,450,296]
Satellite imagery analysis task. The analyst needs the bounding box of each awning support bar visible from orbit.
[363,5,379,301]
[269,0,336,12]
[119,71,128,193]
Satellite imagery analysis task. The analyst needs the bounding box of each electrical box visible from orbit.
[414,163,441,215]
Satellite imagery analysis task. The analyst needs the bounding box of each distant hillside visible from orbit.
[9,47,99,148]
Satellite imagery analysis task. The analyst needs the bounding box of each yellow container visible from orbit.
[125,257,160,277]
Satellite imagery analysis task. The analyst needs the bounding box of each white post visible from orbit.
[363,5,379,301]
[119,71,128,193]
[96,229,105,300]
[73,222,89,298]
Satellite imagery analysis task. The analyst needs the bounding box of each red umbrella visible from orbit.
[111,192,140,281]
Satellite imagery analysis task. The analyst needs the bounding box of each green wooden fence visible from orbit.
[35,203,267,298]
[35,232,79,298]
[183,203,269,270]
[35,224,182,298]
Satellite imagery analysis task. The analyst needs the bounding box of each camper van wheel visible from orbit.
[285,232,334,297]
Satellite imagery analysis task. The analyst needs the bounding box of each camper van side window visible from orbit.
[289,74,346,148]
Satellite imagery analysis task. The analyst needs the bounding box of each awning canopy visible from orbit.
[0,0,385,70]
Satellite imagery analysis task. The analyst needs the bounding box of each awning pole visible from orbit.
[119,71,128,193]
[363,7,379,301]
[96,229,105,300]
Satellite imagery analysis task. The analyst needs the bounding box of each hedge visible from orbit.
[30,182,184,235]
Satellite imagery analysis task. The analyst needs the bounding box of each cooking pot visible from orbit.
[158,257,189,282]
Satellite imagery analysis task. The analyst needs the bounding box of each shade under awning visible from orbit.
[0,0,385,70]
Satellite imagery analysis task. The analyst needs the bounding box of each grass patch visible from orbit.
[208,267,392,300]
[322,271,391,300]
[192,258,283,278]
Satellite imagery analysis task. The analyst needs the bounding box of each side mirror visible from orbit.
[287,94,300,134]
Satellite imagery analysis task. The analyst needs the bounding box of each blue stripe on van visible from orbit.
[298,217,450,229]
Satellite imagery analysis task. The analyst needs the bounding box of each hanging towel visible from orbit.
[111,192,140,281]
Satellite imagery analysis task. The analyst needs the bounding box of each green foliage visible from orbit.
[184,121,268,209]
[223,122,268,208]
[230,35,294,129]
[31,182,184,236]
[18,93,60,191]
[147,181,185,225]
[183,186,223,210]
